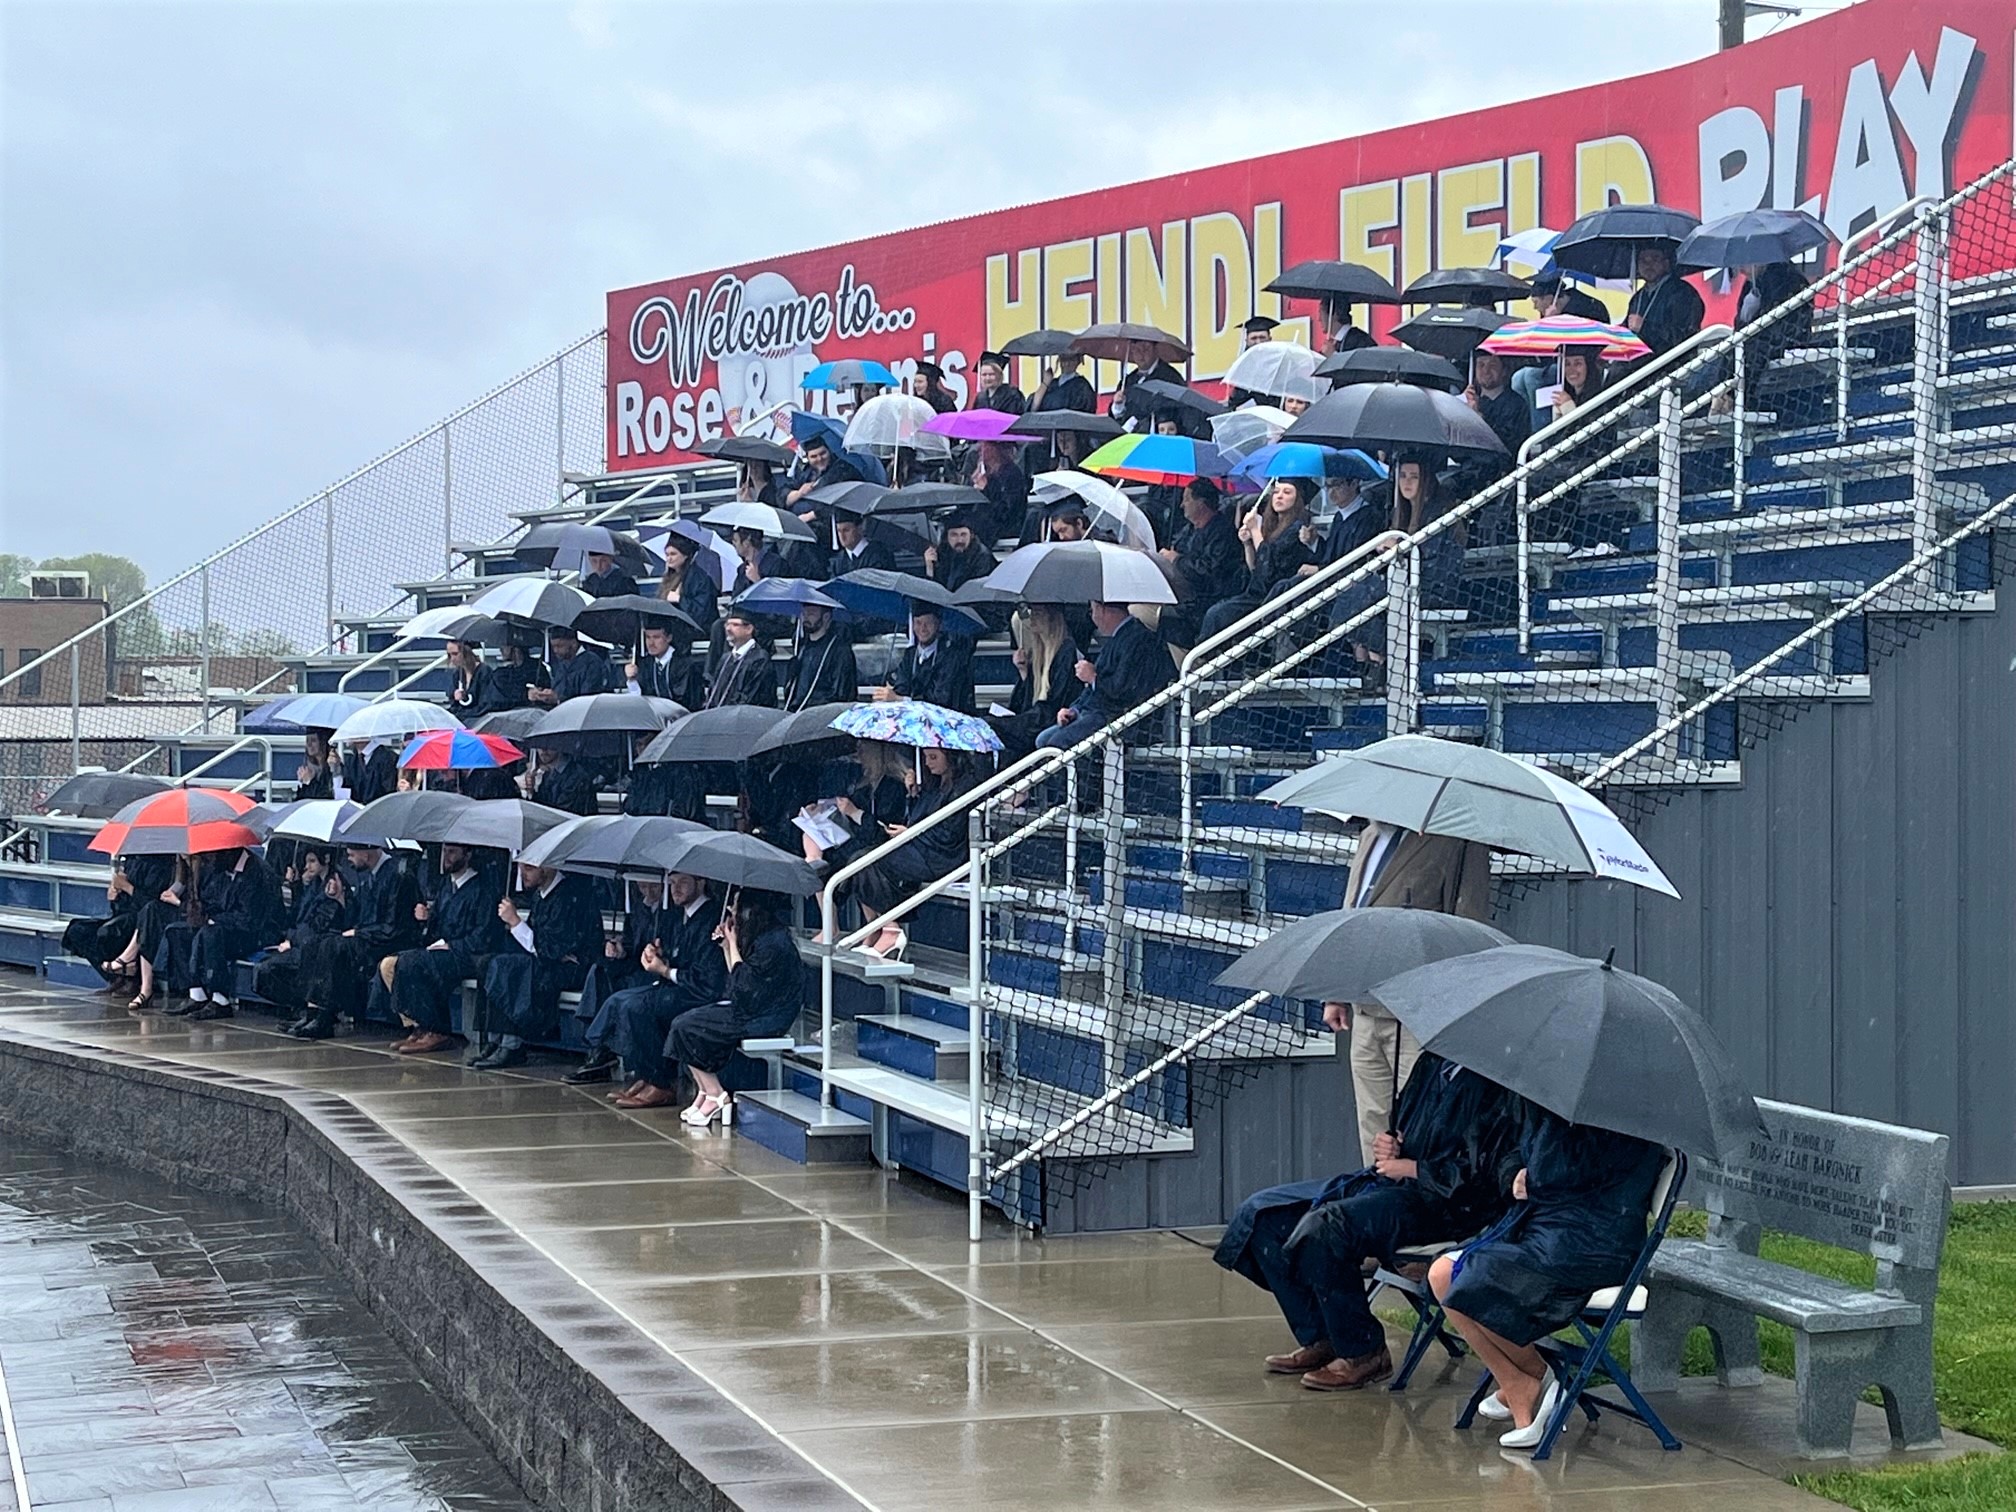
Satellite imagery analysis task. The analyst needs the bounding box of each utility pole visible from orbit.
[1718,0,1746,50]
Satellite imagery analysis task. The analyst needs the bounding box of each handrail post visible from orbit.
[442,427,456,575]
[1384,549,1419,738]
[69,646,81,773]
[322,490,336,648]
[1516,469,1533,653]
[818,887,836,1111]
[966,808,985,1244]
[1063,762,1080,894]
[1178,677,1195,882]
[1908,208,1945,574]
[199,565,212,734]
[1097,743,1126,1097]
[1654,386,1684,764]
[1835,275,1852,443]
[1731,338,1749,515]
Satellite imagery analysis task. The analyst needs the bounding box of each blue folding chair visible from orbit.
[1374,1223,1504,1391]
[1454,1150,1689,1461]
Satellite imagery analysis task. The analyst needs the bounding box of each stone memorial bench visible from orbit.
[1632,1098,1949,1458]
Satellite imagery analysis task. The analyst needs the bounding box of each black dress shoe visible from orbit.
[470,1044,527,1070]
[189,1002,235,1021]
[562,1050,618,1085]
[162,1000,198,1017]
[290,1011,337,1041]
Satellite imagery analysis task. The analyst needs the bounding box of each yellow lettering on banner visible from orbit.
[1437,159,1506,272]
[1041,238,1095,393]
[1126,222,1188,367]
[1507,151,1541,235]
[1399,173,1433,291]
[986,249,1041,377]
[1188,212,1251,380]
[1340,180,1400,285]
[1253,201,1309,347]
[1575,135,1655,317]
[1095,232,1122,394]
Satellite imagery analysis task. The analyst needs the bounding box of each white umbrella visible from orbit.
[270,692,368,730]
[845,393,951,459]
[1029,471,1157,553]
[1260,735,1678,896]
[396,605,508,642]
[246,798,367,843]
[1222,340,1324,402]
[1209,405,1295,459]
[699,501,818,541]
[332,699,462,745]
[463,576,592,627]
[975,540,1176,606]
[1496,226,1635,294]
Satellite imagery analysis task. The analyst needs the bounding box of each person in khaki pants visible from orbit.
[1324,821,1493,1164]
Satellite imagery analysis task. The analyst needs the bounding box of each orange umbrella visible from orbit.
[88,788,260,856]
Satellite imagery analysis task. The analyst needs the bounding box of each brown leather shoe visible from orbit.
[614,1085,680,1109]
[1395,1260,1432,1283]
[396,1031,452,1055]
[1302,1347,1393,1392]
[1265,1342,1337,1375]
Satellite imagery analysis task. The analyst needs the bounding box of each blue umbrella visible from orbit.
[803,359,899,391]
[788,411,888,485]
[1234,442,1388,487]
[832,700,1003,753]
[735,578,842,612]
[824,569,986,634]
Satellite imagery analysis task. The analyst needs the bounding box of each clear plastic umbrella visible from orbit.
[698,501,819,542]
[331,699,462,745]
[1222,341,1324,402]
[845,393,951,459]
[1029,471,1156,553]
[1209,405,1296,459]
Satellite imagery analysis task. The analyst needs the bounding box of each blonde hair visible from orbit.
[856,739,908,788]
[1020,604,1070,703]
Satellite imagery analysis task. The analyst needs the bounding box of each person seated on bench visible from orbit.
[1035,600,1174,751]
[836,746,976,960]
[153,846,284,1020]
[877,607,976,715]
[597,873,729,1108]
[664,888,803,1127]
[565,879,667,1085]
[472,862,602,1069]
[64,849,178,994]
[384,843,509,1055]
[1215,1044,1521,1391]
[1429,1101,1666,1448]
[286,841,422,1039]
[253,848,346,1016]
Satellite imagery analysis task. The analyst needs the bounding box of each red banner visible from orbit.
[606,0,2013,470]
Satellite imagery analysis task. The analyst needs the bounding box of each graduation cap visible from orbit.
[977,351,1009,369]
[915,360,945,380]
[722,605,759,627]
[1242,315,1281,336]
[941,509,977,533]
[1043,496,1091,521]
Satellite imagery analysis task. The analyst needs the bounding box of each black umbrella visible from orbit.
[656,829,823,896]
[1002,329,1081,357]
[1675,209,1835,274]
[1070,323,1190,362]
[468,708,548,741]
[335,790,475,846]
[569,594,705,650]
[877,481,991,514]
[523,693,686,751]
[1134,378,1226,418]
[748,701,863,761]
[515,522,662,576]
[1551,203,1703,280]
[638,706,790,764]
[1281,383,1508,460]
[1215,908,1513,1002]
[517,813,711,875]
[1368,944,1767,1156]
[1400,267,1533,306]
[804,480,890,517]
[39,771,173,819]
[422,797,577,854]
[1009,410,1125,439]
[1266,260,1402,305]
[697,435,795,466]
[1390,306,1516,361]
[1315,346,1466,392]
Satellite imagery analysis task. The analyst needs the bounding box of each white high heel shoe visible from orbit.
[1476,1390,1511,1421]
[679,1091,733,1128]
[1499,1377,1563,1450]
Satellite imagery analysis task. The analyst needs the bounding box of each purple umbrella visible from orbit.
[921,410,1039,443]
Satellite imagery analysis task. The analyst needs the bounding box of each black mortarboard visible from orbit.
[1044,497,1090,520]
[548,623,579,641]
[978,351,1009,369]
[942,509,975,532]
[915,360,945,380]
[723,605,758,626]
[1242,315,1280,335]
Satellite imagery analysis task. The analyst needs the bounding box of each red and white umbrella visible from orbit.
[89,788,261,856]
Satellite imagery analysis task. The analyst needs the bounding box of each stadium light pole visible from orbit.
[1718,0,1745,49]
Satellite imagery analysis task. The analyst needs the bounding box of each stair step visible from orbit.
[855,1013,972,1082]
[733,1089,872,1165]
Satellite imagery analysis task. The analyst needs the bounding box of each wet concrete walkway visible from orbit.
[0,976,1969,1511]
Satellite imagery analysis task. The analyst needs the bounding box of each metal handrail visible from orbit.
[176,735,277,795]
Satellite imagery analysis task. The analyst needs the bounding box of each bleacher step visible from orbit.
[855,1013,971,1082]
[733,1089,872,1165]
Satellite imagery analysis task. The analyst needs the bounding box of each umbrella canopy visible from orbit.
[395,605,511,646]
[269,693,369,731]
[825,569,985,632]
[518,813,712,875]
[1481,316,1649,362]
[804,480,895,521]
[90,788,261,856]
[1133,377,1225,419]
[515,522,660,576]
[1280,383,1508,461]
[969,539,1176,606]
[1027,472,1157,553]
[1232,442,1387,487]
[878,480,992,514]
[1008,409,1125,440]
[697,435,794,466]
[803,358,898,391]
[920,409,1038,443]
[648,520,739,589]
[1389,307,1517,362]
[748,701,863,761]
[1675,208,1835,274]
[1551,203,1704,279]
[331,699,462,746]
[464,577,593,629]
[844,392,950,457]
[652,828,824,896]
[524,693,685,750]
[334,789,473,846]
[468,707,548,741]
[1265,261,1402,305]
[1400,267,1533,305]
[1259,734,1678,895]
[1215,907,1513,1003]
[1208,406,1296,459]
[638,705,790,764]
[1368,944,1765,1156]
[1001,329,1080,357]
[245,797,368,844]
[1317,345,1468,390]
[736,578,842,614]
[569,594,705,648]
[1070,322,1190,362]
[832,700,1002,753]
[1495,226,1564,277]
[422,797,576,853]
[1083,433,1240,486]
[699,501,818,542]
[38,770,173,819]
[1222,341,1325,403]
[399,729,524,771]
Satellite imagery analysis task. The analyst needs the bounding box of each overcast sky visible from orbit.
[1,0,1783,580]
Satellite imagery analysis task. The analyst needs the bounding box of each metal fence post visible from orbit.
[1654,387,1684,763]
[1731,339,1749,515]
[555,352,568,485]
[967,810,986,1244]
[1178,680,1195,881]
[1515,471,1533,653]
[322,490,336,648]
[442,426,456,575]
[199,564,213,732]
[1908,211,1945,574]
[1383,550,1419,739]
[69,646,81,773]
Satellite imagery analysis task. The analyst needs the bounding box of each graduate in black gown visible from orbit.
[62,851,178,989]
[1030,351,1096,415]
[924,512,996,597]
[1035,602,1174,750]
[580,550,640,601]
[800,741,913,871]
[286,843,422,1039]
[970,441,1028,547]
[1214,1050,1521,1389]
[781,602,858,711]
[1224,315,1281,407]
[701,609,778,708]
[880,608,975,714]
[626,622,703,709]
[566,878,664,1069]
[1109,355,1184,428]
[1624,246,1705,358]
[968,351,1027,415]
[828,515,897,578]
[444,640,496,721]
[1157,479,1246,650]
[1199,478,1318,641]
[840,748,975,959]
[385,844,509,1053]
[488,632,552,710]
[153,847,285,1016]
[530,748,599,816]
[340,740,399,804]
[537,625,617,705]
[986,606,1078,758]
[1430,1102,1667,1438]
[655,538,721,636]
[116,855,186,1009]
[664,889,805,1126]
[911,360,960,415]
[473,864,603,1068]
[251,848,346,1014]
[598,874,731,1105]
[782,436,863,513]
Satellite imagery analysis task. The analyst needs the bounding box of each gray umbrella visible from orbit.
[468,708,548,741]
[39,770,173,819]
[1215,907,1513,1003]
[638,706,790,765]
[748,701,863,761]
[523,693,686,750]
[336,790,474,846]
[421,798,576,853]
[517,813,710,875]
[656,829,823,896]
[1367,943,1766,1156]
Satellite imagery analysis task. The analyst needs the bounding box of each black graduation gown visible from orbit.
[1036,373,1096,413]
[301,857,421,1016]
[1112,361,1183,425]
[830,540,897,578]
[989,636,1080,755]
[482,875,605,1040]
[978,461,1029,547]
[888,638,975,714]
[664,923,805,1074]
[972,385,1028,416]
[781,632,858,712]
[731,545,789,597]
[447,665,495,720]
[1073,614,1172,723]
[551,647,616,703]
[634,651,702,710]
[294,759,336,802]
[930,544,996,596]
[1172,510,1245,604]
[250,883,348,1009]
[62,854,173,980]
[574,899,662,1025]
[581,565,641,600]
[701,645,778,709]
[1626,274,1706,358]
[661,570,720,633]
[601,895,731,1082]
[622,761,701,821]
[488,656,551,710]
[822,774,912,870]
[533,759,600,816]
[852,777,974,912]
[389,869,509,1034]
[1734,263,1813,371]
[343,746,398,804]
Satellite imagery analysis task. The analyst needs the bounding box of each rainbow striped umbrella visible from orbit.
[1480,316,1649,362]
[398,729,525,771]
[1082,433,1240,486]
[89,788,261,856]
